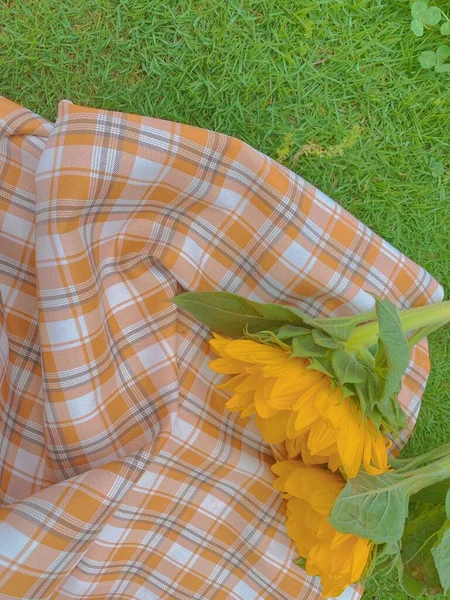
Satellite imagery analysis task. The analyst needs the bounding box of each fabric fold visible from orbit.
[0,97,443,600]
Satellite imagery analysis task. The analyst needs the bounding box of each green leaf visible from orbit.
[291,333,328,358]
[420,50,437,69]
[244,329,291,349]
[446,487,450,518]
[441,21,450,35]
[435,63,450,72]
[432,520,450,593]
[307,355,334,377]
[411,18,424,37]
[374,296,410,408]
[410,481,450,508]
[294,556,307,569]
[423,6,441,26]
[330,471,411,544]
[411,0,428,19]
[436,44,450,63]
[311,328,342,348]
[172,291,305,335]
[309,311,377,342]
[331,349,366,385]
[399,503,446,597]
[274,325,311,340]
[377,393,407,431]
[355,369,378,413]
[366,541,401,580]
[370,406,383,430]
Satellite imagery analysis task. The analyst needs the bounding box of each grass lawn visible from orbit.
[1,0,449,598]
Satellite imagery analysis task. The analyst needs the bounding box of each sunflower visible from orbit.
[272,460,372,597]
[210,334,390,479]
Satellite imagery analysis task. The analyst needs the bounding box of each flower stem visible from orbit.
[391,442,450,472]
[406,454,450,495]
[345,300,450,351]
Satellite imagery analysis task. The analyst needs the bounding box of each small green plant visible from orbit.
[411,0,441,36]
[410,1,450,72]
[420,45,450,72]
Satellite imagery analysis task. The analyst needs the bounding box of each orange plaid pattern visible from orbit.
[0,97,443,600]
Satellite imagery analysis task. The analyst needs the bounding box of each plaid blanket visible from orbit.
[0,97,443,600]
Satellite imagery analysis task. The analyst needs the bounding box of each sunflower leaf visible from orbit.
[366,541,401,580]
[432,519,450,593]
[355,369,378,412]
[331,349,366,385]
[376,393,407,431]
[399,503,447,597]
[375,296,409,414]
[307,355,334,377]
[310,311,377,342]
[172,291,307,335]
[294,556,307,569]
[330,471,411,543]
[370,407,383,430]
[290,333,328,358]
[312,328,343,348]
[274,325,312,340]
[410,480,450,508]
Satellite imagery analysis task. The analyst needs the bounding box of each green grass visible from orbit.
[1,0,449,598]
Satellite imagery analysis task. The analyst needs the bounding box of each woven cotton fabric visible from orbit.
[0,97,443,600]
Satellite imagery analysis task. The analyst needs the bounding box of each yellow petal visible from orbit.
[224,339,286,363]
[294,401,321,435]
[327,452,342,472]
[209,357,248,374]
[261,358,308,377]
[272,462,303,494]
[350,537,372,581]
[316,387,349,429]
[216,373,247,392]
[230,374,259,392]
[298,434,329,466]
[286,411,300,440]
[286,512,318,557]
[319,573,352,598]
[336,402,365,478]
[307,419,338,455]
[209,334,232,357]
[255,411,290,444]
[284,467,343,514]
[225,391,253,411]
[366,423,390,473]
[285,437,303,459]
[254,386,279,418]
[291,378,330,411]
[271,460,302,478]
[240,404,257,417]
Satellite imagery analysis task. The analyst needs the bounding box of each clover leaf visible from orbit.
[420,45,450,72]
[420,50,437,69]
[441,21,450,35]
[411,0,428,20]
[411,1,441,37]
[419,44,450,73]
[435,44,450,72]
